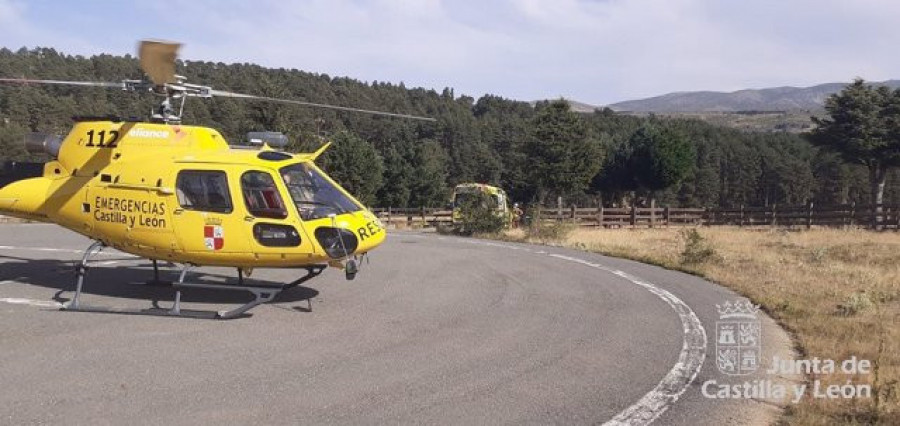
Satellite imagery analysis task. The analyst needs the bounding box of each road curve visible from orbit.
[0,225,793,425]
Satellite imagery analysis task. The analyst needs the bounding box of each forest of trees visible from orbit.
[1,47,898,208]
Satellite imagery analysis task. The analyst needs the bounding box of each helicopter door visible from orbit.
[238,170,315,264]
[170,169,249,259]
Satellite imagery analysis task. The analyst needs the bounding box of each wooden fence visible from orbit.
[373,207,453,228]
[4,204,897,229]
[373,203,900,230]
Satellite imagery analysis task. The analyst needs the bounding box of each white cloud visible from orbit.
[1,0,899,104]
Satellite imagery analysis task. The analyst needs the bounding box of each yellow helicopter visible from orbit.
[0,41,434,319]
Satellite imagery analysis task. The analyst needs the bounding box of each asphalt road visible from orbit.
[0,224,795,425]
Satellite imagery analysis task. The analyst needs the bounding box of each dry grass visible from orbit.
[499,226,900,425]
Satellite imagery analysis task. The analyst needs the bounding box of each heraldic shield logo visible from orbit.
[716,300,761,375]
[204,225,224,251]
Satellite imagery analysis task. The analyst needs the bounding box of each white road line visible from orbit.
[423,234,707,425]
[447,236,535,252]
[0,297,63,308]
[5,232,705,424]
[547,254,707,425]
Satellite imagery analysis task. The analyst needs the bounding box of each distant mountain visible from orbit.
[530,99,600,113]
[608,80,900,112]
[562,99,601,113]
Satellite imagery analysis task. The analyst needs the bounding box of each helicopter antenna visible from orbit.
[0,40,436,125]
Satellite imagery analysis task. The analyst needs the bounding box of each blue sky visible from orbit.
[1,0,898,105]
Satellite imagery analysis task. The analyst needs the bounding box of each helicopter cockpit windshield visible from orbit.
[280,163,362,221]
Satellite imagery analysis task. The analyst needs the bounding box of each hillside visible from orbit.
[608,80,900,112]
[2,47,898,209]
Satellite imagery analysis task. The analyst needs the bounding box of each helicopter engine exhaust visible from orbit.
[24,133,63,158]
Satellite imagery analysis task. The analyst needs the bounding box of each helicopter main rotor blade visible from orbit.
[207,89,437,122]
[139,40,181,85]
[3,39,436,123]
[0,77,125,89]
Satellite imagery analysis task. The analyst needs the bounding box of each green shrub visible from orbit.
[837,291,874,316]
[808,246,828,263]
[680,228,716,265]
[454,192,507,235]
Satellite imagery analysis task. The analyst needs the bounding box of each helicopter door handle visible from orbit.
[173,208,184,215]
[244,216,255,222]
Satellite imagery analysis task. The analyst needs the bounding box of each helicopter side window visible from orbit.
[175,170,233,213]
[241,171,288,219]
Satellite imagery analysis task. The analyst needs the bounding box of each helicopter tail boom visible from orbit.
[0,174,53,222]
[0,135,62,219]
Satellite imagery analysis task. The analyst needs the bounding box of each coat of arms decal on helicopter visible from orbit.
[204,225,224,251]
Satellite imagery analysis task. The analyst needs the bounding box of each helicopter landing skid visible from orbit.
[63,240,106,311]
[284,264,326,289]
[167,264,327,318]
[143,259,173,287]
[61,241,327,320]
[170,265,284,319]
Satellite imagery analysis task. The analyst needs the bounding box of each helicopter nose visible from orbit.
[314,214,385,259]
[352,215,386,254]
[314,226,358,259]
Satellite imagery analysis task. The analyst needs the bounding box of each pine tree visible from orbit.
[376,145,412,208]
[318,131,384,206]
[525,100,603,205]
[629,123,695,198]
[809,79,900,226]
[408,138,449,207]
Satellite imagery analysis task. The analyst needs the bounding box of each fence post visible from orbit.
[649,199,656,228]
[570,205,577,224]
[630,200,637,228]
[598,205,604,228]
[387,207,392,227]
[739,204,745,227]
[557,197,563,223]
[664,206,670,228]
[849,201,856,228]
[420,206,426,227]
[771,204,777,227]
[874,203,884,230]
[895,206,900,232]
[806,200,814,229]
